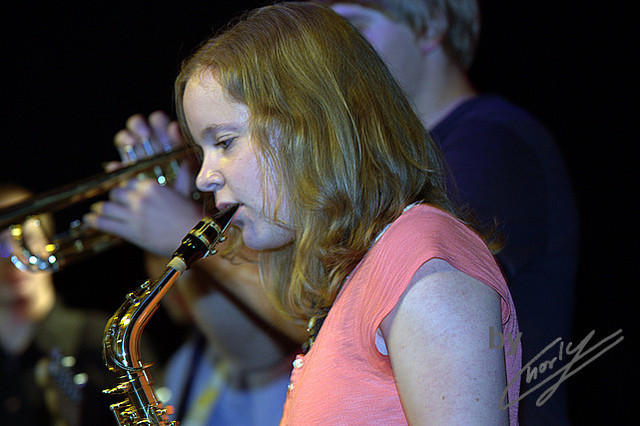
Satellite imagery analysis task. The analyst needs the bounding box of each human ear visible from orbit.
[418,12,447,55]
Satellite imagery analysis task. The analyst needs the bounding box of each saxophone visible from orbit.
[102,204,239,425]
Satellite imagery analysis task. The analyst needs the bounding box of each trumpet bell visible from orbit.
[5,220,123,272]
[4,218,57,272]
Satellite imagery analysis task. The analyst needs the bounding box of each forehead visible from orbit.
[183,72,250,136]
[331,3,388,21]
[184,72,230,109]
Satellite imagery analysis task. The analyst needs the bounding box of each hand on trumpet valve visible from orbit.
[84,111,203,258]
[114,111,183,168]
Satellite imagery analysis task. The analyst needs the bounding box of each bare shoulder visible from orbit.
[380,258,508,425]
[381,258,502,336]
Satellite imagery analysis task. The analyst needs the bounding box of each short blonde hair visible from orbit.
[318,0,480,69]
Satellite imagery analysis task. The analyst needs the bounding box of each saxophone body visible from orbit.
[102,205,238,425]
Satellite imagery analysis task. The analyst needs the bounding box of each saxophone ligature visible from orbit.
[102,204,238,425]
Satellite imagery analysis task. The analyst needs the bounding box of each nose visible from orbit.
[196,157,224,193]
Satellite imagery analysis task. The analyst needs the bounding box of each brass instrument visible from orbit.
[0,146,191,272]
[102,204,238,425]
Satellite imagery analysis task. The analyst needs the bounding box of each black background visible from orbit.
[3,1,634,424]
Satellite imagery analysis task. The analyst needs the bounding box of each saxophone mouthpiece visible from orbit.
[213,203,239,232]
[170,203,239,269]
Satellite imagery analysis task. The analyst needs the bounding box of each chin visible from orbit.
[241,228,294,252]
[242,236,279,252]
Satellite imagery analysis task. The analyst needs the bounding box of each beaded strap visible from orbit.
[302,308,330,353]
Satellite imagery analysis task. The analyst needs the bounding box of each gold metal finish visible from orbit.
[0,146,192,271]
[102,205,237,425]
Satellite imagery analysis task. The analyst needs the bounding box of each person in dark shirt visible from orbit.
[85,0,578,422]
[323,1,579,424]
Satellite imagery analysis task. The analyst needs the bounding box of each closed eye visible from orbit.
[216,137,236,150]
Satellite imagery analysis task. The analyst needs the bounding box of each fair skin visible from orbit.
[183,74,295,251]
[85,109,306,344]
[183,72,508,424]
[381,258,508,425]
[328,8,510,420]
[332,3,477,129]
[85,112,203,258]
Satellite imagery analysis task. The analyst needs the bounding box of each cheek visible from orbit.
[363,30,387,55]
[239,149,266,198]
[366,22,416,66]
[363,19,400,54]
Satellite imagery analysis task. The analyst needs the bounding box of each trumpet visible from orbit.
[0,146,194,272]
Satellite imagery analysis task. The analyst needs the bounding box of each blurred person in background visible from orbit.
[0,183,114,426]
[321,1,579,423]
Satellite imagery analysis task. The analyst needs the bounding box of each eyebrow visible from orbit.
[200,123,245,140]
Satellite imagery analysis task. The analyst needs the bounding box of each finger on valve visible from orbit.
[124,114,154,160]
[127,112,173,158]
[149,111,179,152]
[114,128,140,165]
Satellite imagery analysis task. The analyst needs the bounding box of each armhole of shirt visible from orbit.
[372,258,468,357]
[375,328,388,355]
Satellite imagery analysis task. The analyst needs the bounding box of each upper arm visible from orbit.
[380,258,508,425]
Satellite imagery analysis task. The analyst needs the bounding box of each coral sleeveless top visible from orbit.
[280,204,521,425]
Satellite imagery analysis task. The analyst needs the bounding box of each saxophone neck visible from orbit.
[103,267,181,373]
[101,204,238,425]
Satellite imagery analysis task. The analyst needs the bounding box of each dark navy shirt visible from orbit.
[432,95,579,425]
